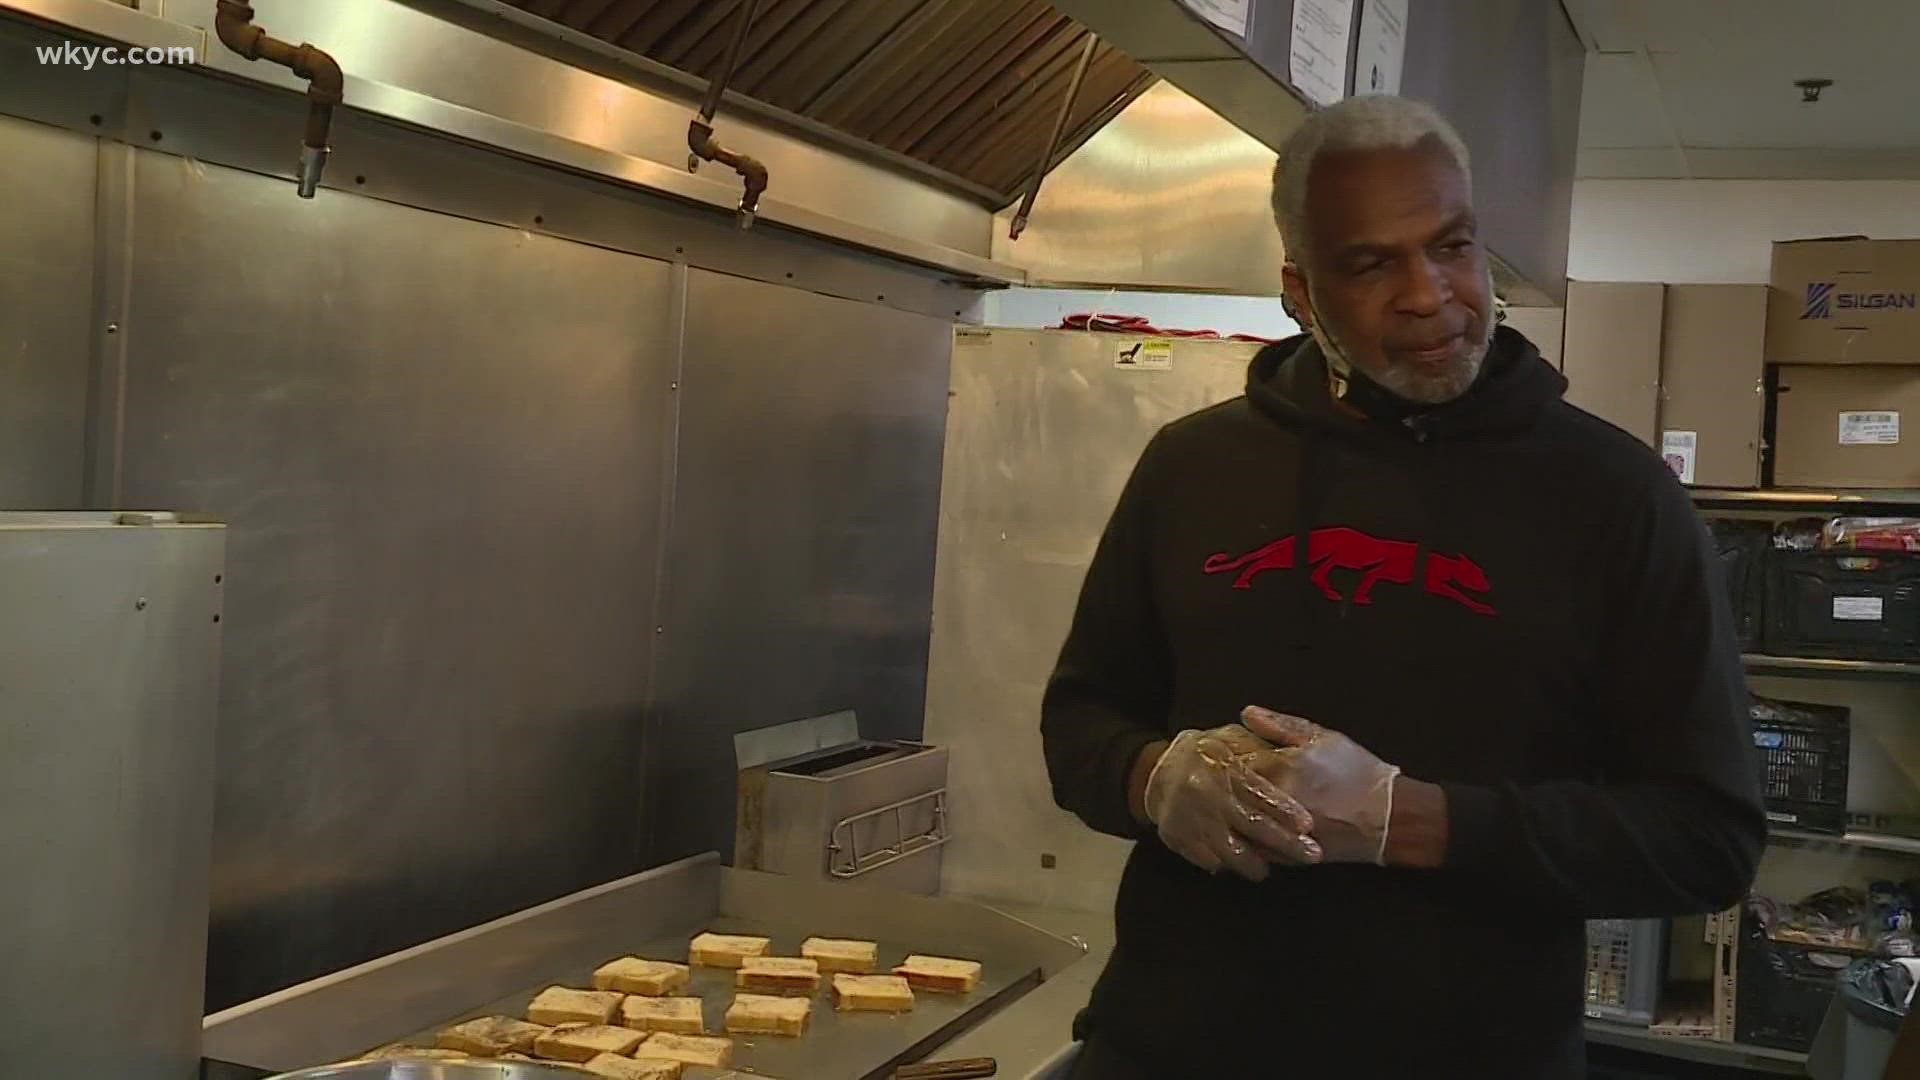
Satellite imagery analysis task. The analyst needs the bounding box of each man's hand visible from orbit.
[1240,706,1405,866]
[1139,725,1323,880]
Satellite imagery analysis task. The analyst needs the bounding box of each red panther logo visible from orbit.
[1203,527,1497,616]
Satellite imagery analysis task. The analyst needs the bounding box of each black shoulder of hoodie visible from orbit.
[1149,396,1267,460]
[1539,398,1692,496]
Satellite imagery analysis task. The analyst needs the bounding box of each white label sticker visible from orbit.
[1182,0,1252,36]
[1661,430,1698,484]
[1354,0,1408,96]
[1833,596,1885,622]
[1839,411,1900,445]
[1115,339,1173,371]
[1291,0,1357,107]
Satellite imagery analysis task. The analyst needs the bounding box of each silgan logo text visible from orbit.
[1801,281,1917,320]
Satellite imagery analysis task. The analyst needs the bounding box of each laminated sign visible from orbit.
[1661,431,1698,484]
[1838,411,1900,445]
[1116,340,1173,371]
[1833,596,1884,622]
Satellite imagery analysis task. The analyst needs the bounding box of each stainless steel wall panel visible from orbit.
[1401,0,1585,305]
[924,329,1254,913]
[0,515,225,1080]
[648,269,952,865]
[0,115,94,508]
[116,150,674,1009]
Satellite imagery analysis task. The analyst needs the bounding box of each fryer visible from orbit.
[734,712,951,895]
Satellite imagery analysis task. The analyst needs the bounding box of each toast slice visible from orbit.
[367,1045,467,1060]
[635,1032,733,1069]
[724,993,812,1037]
[688,932,771,969]
[893,955,982,994]
[735,956,821,996]
[527,986,624,1026]
[619,995,705,1035]
[583,1053,683,1079]
[594,957,692,996]
[831,973,915,1013]
[801,937,878,974]
[532,1023,644,1063]
[436,1015,549,1056]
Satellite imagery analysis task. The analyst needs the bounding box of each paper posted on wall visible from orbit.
[1181,0,1252,37]
[1661,431,1698,484]
[1290,0,1356,107]
[1354,0,1407,96]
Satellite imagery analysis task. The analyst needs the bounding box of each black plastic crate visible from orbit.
[1735,904,1851,1052]
[1585,918,1666,1024]
[1763,547,1920,661]
[1749,696,1850,835]
[1705,518,1769,649]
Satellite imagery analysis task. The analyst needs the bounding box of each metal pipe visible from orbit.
[687,0,770,228]
[1009,33,1097,241]
[213,0,343,198]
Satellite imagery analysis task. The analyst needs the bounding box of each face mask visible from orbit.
[1302,279,1357,401]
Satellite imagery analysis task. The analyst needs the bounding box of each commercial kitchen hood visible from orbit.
[1049,0,1586,304]
[452,0,1158,207]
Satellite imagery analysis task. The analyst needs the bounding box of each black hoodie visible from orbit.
[1041,327,1766,1077]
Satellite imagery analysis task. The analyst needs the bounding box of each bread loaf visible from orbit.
[688,932,771,969]
[435,1015,548,1056]
[594,957,691,996]
[801,937,878,974]
[635,1032,733,1068]
[532,1023,644,1063]
[893,955,982,994]
[527,986,623,1026]
[724,993,812,1037]
[735,956,821,996]
[582,1053,683,1079]
[831,973,915,1013]
[619,995,705,1035]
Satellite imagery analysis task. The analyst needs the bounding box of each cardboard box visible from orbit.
[1564,281,1664,446]
[1773,364,1920,488]
[1768,238,1920,365]
[1659,285,1767,488]
[1501,306,1564,368]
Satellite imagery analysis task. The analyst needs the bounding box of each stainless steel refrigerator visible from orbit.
[0,512,226,1079]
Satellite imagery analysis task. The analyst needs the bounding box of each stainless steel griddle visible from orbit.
[205,855,1087,1080]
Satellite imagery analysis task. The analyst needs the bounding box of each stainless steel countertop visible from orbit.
[936,902,1113,1080]
[204,860,1092,1080]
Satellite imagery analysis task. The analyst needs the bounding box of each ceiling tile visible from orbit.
[1650,33,1920,149]
[1577,52,1671,148]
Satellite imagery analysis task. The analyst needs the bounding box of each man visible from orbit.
[1041,95,1765,1077]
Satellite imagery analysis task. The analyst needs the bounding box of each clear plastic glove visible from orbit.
[1144,725,1322,880]
[1240,705,1401,866]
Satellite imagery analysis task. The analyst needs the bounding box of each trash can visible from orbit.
[1832,958,1916,1080]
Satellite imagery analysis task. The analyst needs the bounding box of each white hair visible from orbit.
[1271,96,1472,272]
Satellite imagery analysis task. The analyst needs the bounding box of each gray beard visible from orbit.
[1314,308,1496,407]
[1367,331,1491,405]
